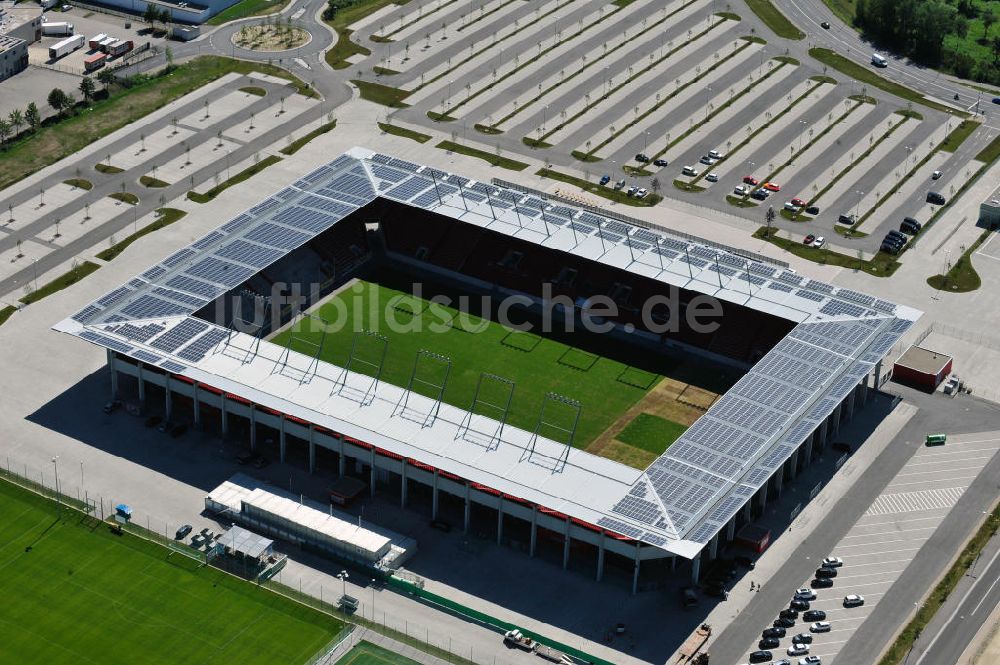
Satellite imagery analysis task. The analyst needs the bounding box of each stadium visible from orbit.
[54,147,920,590]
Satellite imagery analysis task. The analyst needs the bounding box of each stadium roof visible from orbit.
[54,147,920,558]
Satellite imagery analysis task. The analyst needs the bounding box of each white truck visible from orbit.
[41,21,74,36]
[48,33,84,59]
[503,629,538,651]
[871,53,888,67]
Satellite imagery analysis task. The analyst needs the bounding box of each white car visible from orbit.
[811,236,825,248]
[798,657,822,665]
[794,588,816,600]
[699,155,717,165]
[788,644,809,657]
[734,185,748,195]
[635,187,648,199]
[822,557,843,568]
[706,172,719,182]
[810,621,831,633]
[932,170,942,179]
[844,594,865,607]
[709,149,725,160]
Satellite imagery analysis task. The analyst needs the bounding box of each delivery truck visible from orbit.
[41,21,74,36]
[49,33,84,60]
[106,39,133,58]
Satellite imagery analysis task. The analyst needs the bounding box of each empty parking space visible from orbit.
[735,431,1000,665]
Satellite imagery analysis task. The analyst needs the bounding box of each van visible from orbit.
[837,213,855,224]
[927,191,945,205]
[887,229,908,243]
[682,165,698,177]
[900,217,921,234]
[871,54,887,67]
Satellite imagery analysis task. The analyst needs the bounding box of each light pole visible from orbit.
[337,570,349,597]
[80,460,84,487]
[51,456,60,508]
[855,190,864,221]
[31,258,37,291]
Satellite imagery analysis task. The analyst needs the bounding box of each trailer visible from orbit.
[97,36,117,52]
[84,52,106,71]
[675,624,712,664]
[106,40,133,58]
[41,21,74,36]
[49,33,84,60]
[535,645,573,664]
[87,33,107,49]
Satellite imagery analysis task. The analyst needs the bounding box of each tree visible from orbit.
[79,76,96,102]
[0,119,10,147]
[985,8,997,40]
[24,103,40,132]
[8,109,23,139]
[765,205,776,237]
[97,68,116,91]
[47,88,68,117]
[159,8,172,33]
[650,177,661,194]
[143,4,159,30]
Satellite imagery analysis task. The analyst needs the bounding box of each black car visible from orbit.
[811,577,834,589]
[763,627,787,639]
[805,205,820,215]
[779,608,799,620]
[751,189,769,201]
[821,21,830,28]
[815,567,837,579]
[803,610,827,622]
[837,213,855,224]
[635,153,650,163]
[654,158,668,167]
[175,524,193,540]
[749,650,773,663]
[774,617,796,628]
[790,599,811,611]
[793,633,814,644]
[927,191,946,205]
[759,637,780,649]
[881,241,902,255]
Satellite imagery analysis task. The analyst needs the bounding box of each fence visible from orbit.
[491,178,789,268]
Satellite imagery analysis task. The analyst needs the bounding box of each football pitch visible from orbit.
[272,280,673,452]
[335,640,422,664]
[0,479,344,665]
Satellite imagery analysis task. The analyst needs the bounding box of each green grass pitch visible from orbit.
[335,640,422,664]
[0,479,344,665]
[616,414,689,455]
[272,281,663,447]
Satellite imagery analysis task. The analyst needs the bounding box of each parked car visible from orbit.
[793,634,814,644]
[749,650,773,663]
[706,172,719,182]
[774,617,796,628]
[682,166,699,177]
[708,149,724,159]
[636,187,649,199]
[763,627,787,639]
[811,578,833,589]
[635,153,650,163]
[815,567,837,578]
[734,185,749,195]
[803,610,826,622]
[779,608,799,620]
[811,236,825,248]
[932,170,942,179]
[654,158,668,167]
[790,197,806,207]
[599,174,611,186]
[743,175,759,185]
[794,588,817,600]
[699,155,717,165]
[175,524,193,540]
[798,657,822,665]
[760,637,780,649]
[843,594,865,607]
[787,643,809,657]
[803,234,816,245]
[763,182,781,191]
[822,557,843,568]
[627,185,638,196]
[614,178,626,189]
[810,621,831,633]
[821,21,830,28]
[785,201,800,212]
[805,205,820,215]
[901,217,922,234]
[790,599,810,611]
[927,191,946,205]
[836,214,855,224]
[993,97,1000,104]
[751,189,769,201]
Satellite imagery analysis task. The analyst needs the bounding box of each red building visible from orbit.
[893,345,953,392]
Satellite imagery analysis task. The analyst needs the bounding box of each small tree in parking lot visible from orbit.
[79,76,96,103]
[143,4,159,30]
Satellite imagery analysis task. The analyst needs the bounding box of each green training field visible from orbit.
[272,281,665,448]
[335,640,422,664]
[0,479,344,665]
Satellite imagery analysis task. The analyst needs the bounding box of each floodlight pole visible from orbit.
[456,180,469,212]
[743,259,754,296]
[683,245,693,279]
[430,171,444,205]
[52,456,60,511]
[484,188,498,220]
[714,255,723,289]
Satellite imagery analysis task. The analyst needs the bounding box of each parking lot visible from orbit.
[735,430,1000,665]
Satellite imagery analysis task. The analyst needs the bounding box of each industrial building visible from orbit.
[0,2,40,81]
[81,0,236,24]
[980,182,1000,227]
[892,345,953,392]
[55,148,920,590]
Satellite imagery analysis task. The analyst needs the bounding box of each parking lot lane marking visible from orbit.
[904,453,998,467]
[832,545,923,556]
[884,476,975,489]
[840,525,938,539]
[836,534,930,548]
[834,569,909,581]
[896,463,997,478]
[857,513,950,526]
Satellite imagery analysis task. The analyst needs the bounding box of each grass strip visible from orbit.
[876,498,1000,665]
[975,132,1000,163]
[188,154,282,203]
[754,227,900,276]
[239,85,267,96]
[616,413,687,455]
[352,79,411,107]
[0,305,15,327]
[927,230,991,292]
[0,57,313,193]
[207,0,290,24]
[536,168,662,206]
[578,36,756,158]
[95,163,124,174]
[809,48,967,117]
[377,122,431,143]
[280,120,337,155]
[536,18,727,147]
[109,191,139,205]
[939,120,980,153]
[673,179,706,192]
[744,0,805,39]
[475,0,706,127]
[324,0,411,69]
[727,194,757,208]
[63,178,92,190]
[19,261,101,305]
[436,140,528,170]
[139,175,169,188]
[96,208,186,261]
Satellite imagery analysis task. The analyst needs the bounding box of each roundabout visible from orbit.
[231,23,312,52]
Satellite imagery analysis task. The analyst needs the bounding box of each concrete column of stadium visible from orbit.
[164,374,173,422]
[818,418,829,449]
[831,403,843,437]
[192,383,201,427]
[338,435,346,476]
[773,467,783,498]
[757,480,768,510]
[708,533,719,560]
[431,470,439,519]
[846,387,857,421]
[690,552,701,585]
[137,362,146,403]
[874,360,884,388]
[463,483,471,533]
[496,496,503,545]
[107,350,119,398]
[529,505,538,556]
[369,448,376,497]
[308,425,316,473]
[562,518,571,570]
[725,517,736,542]
[789,448,799,479]
[802,434,813,466]
[221,394,228,436]
[632,542,642,594]
[279,415,286,463]
[249,404,256,450]
[859,378,869,406]
[400,459,408,509]
[596,532,606,582]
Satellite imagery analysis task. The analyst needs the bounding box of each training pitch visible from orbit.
[335,640,422,664]
[0,479,344,665]
[271,280,708,461]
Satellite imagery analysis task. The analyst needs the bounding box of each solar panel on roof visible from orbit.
[149,318,209,353]
[79,331,133,354]
[96,286,133,308]
[249,198,280,217]
[245,222,310,250]
[72,304,102,323]
[176,327,229,362]
[633,229,661,243]
[163,248,197,269]
[220,213,253,234]
[819,300,866,318]
[185,257,255,287]
[130,350,163,365]
[165,275,225,299]
[768,282,793,293]
[215,240,284,268]
[153,287,206,308]
[794,289,825,302]
[114,322,166,342]
[385,176,431,201]
[160,360,187,373]
[121,294,191,319]
[192,231,225,250]
[140,265,167,281]
[596,517,644,538]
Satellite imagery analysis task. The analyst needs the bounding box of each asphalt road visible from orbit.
[707,387,1000,665]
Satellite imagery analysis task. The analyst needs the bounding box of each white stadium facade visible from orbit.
[55,147,920,590]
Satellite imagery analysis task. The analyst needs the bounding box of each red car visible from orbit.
[803,234,816,245]
[764,182,781,192]
[743,175,759,185]
[790,197,806,207]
